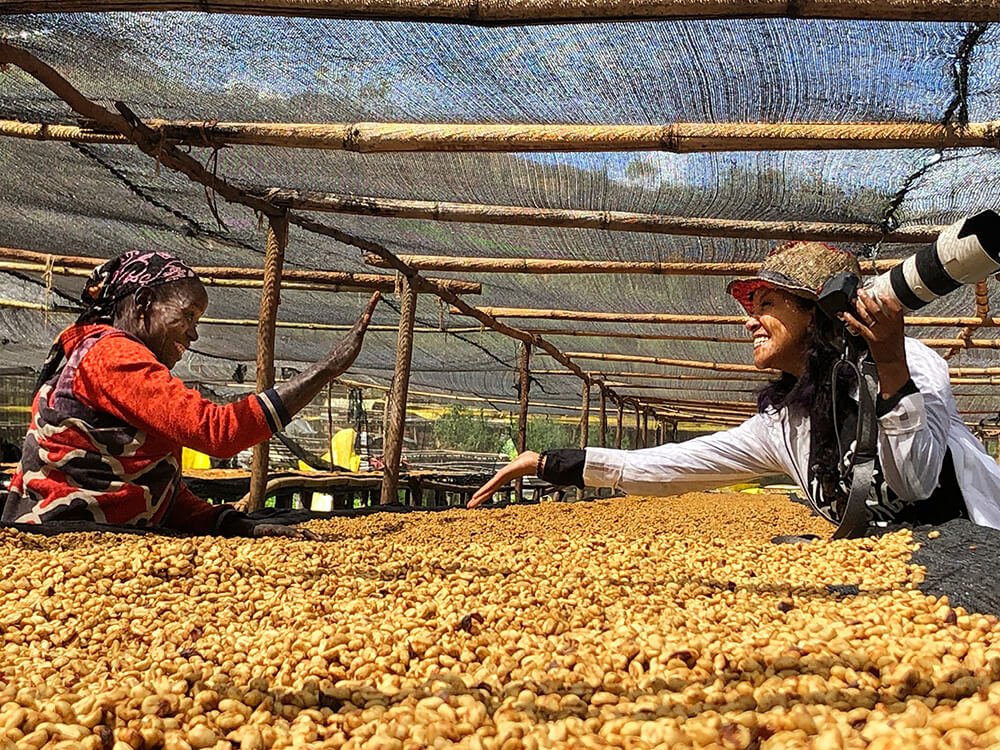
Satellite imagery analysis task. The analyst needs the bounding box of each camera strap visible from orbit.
[830,353,880,539]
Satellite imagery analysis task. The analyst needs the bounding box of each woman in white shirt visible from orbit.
[470,241,1000,532]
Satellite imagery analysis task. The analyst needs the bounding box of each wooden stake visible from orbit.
[248,215,287,512]
[634,402,643,449]
[642,408,650,448]
[380,277,417,506]
[515,341,531,502]
[2,1,998,23]
[615,399,624,449]
[579,380,590,448]
[326,381,335,472]
[598,385,608,448]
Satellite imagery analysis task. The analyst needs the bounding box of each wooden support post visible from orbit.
[248,215,288,512]
[642,409,650,448]
[515,342,531,502]
[380,277,417,506]
[615,398,624,449]
[598,385,608,448]
[635,402,643,449]
[579,380,590,449]
[326,381,334,472]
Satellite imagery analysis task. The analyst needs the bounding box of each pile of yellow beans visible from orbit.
[1,492,998,749]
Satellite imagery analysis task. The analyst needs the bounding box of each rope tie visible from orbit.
[42,253,54,328]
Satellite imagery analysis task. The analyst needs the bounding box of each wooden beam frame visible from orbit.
[268,189,941,244]
[372,255,904,275]
[1,1,998,23]
[0,245,481,295]
[380,277,418,505]
[5,117,1000,153]
[247,215,287,511]
[455,306,1000,328]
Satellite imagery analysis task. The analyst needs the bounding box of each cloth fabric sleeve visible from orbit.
[74,334,289,458]
[582,413,787,496]
[875,338,955,503]
[538,450,586,487]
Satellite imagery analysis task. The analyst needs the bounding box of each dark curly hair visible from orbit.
[756,299,857,497]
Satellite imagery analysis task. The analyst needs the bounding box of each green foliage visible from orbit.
[525,416,578,452]
[432,407,505,452]
[431,407,582,454]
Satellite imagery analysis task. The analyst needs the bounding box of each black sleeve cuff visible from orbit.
[876,378,918,418]
[539,449,586,488]
[215,507,257,538]
[256,388,291,433]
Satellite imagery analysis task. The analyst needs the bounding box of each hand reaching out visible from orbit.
[468,451,540,509]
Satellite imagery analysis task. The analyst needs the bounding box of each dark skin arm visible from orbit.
[274,292,381,417]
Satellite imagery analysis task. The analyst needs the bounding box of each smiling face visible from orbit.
[744,286,814,376]
[117,279,208,369]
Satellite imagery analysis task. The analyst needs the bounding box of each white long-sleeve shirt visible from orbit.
[583,338,1000,530]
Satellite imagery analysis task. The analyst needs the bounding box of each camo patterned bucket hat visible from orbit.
[727,241,862,314]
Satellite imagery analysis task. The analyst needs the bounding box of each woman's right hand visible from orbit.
[468,451,540,509]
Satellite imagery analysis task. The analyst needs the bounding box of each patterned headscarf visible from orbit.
[80,250,198,323]
[34,251,199,393]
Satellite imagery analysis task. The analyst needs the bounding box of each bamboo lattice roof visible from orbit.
[0,8,998,419]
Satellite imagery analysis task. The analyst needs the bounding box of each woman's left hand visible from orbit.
[252,523,319,540]
[841,288,911,396]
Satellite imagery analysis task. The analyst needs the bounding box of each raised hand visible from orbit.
[275,292,382,418]
[841,288,910,397]
[324,291,382,377]
[468,451,540,509]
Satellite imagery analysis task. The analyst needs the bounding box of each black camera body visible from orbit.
[817,209,1000,322]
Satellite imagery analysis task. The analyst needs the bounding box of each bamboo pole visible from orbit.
[8,117,1000,153]
[326,381,335,472]
[247,215,287,512]
[515,341,531,502]
[579,380,590,448]
[380,277,418,505]
[522,326,1000,349]
[0,245,481,294]
[556,351,768,373]
[0,42,600,413]
[598,385,607,448]
[615,398,624,449]
[634,402,642,449]
[372,255,903,275]
[2,0,999,23]
[276,190,941,244]
[947,281,992,359]
[455,306,1000,328]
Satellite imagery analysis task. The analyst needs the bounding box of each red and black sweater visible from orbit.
[2,324,289,534]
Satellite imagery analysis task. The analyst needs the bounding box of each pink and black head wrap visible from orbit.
[80,250,198,323]
[34,251,199,393]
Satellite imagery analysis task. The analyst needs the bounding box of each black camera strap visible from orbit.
[830,352,880,539]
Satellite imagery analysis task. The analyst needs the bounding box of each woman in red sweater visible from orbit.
[2,250,379,538]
